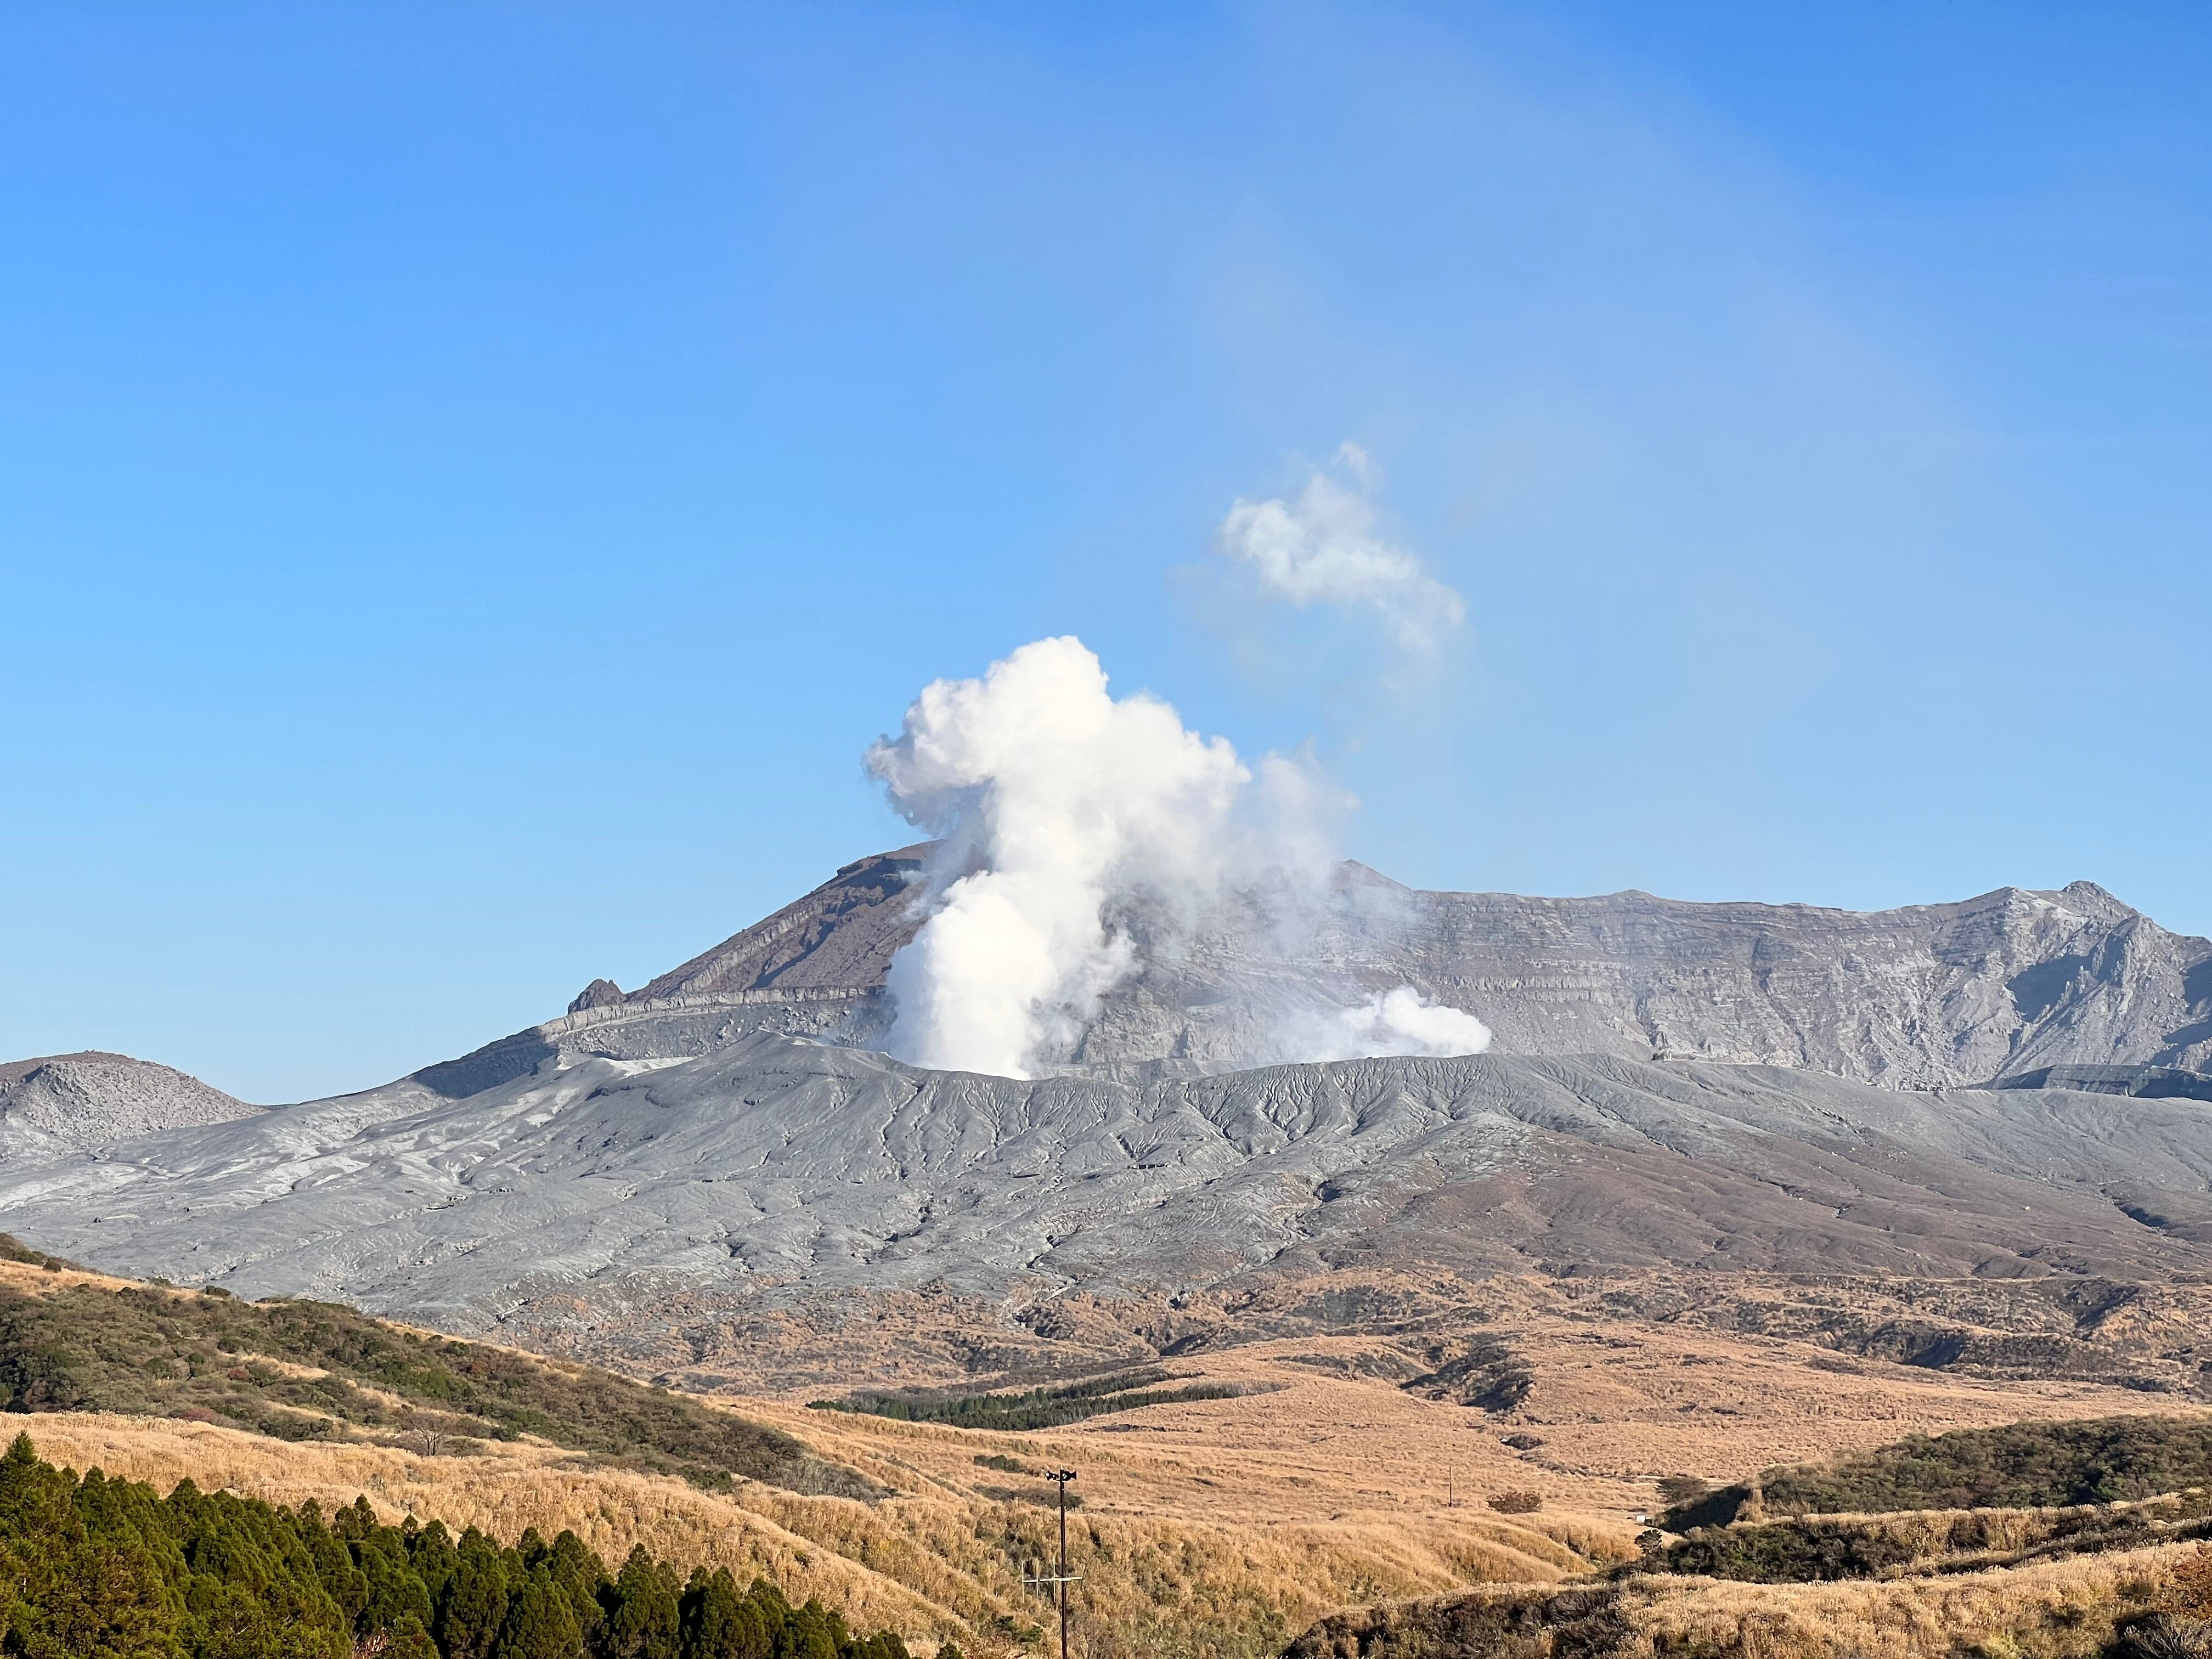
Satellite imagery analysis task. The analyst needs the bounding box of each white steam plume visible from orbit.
[1291,986,1492,1063]
[865,636,1335,1077]
[1216,443,1466,653]
[867,636,1492,1077]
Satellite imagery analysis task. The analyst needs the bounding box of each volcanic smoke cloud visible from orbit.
[1297,986,1494,1064]
[865,636,1491,1077]
[1216,443,1466,653]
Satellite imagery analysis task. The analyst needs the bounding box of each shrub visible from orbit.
[812,1370,1241,1432]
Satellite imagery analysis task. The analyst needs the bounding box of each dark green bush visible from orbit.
[810,1369,1240,1432]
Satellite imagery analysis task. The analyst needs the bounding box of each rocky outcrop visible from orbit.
[1995,1065,2212,1104]
[1392,878,2212,1085]
[567,978,625,1013]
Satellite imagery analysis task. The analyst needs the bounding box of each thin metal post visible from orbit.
[1049,1468,1076,1659]
[1021,1469,1080,1659]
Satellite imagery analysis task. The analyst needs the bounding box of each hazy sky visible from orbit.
[4,3,2207,1101]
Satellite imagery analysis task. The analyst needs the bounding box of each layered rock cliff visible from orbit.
[536,849,2212,1088]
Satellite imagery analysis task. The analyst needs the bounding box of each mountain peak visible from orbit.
[568,978,625,1013]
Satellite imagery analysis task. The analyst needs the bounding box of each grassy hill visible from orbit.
[1290,1413,2212,1659]
[1661,1415,2212,1531]
[0,1235,870,1497]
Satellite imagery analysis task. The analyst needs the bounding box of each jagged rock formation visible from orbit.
[567,978,625,1013]
[0,1052,256,1152]
[442,849,2212,1092]
[1393,878,2211,1084]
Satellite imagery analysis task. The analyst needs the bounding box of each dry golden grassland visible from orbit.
[1618,1543,2192,1659]
[1297,1545,2209,1659]
[12,1258,2212,1656]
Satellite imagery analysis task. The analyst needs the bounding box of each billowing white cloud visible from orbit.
[1216,444,1466,652]
[866,636,1486,1079]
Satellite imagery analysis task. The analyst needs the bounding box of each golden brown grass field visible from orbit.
[12,1255,2212,1658]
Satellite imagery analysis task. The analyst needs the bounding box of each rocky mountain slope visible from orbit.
[7,1032,2212,1361]
[3,854,2208,1377]
[522,849,2212,1089]
[0,1051,256,1150]
[21,853,2203,1149]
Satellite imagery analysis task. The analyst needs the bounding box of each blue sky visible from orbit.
[3,3,2206,1102]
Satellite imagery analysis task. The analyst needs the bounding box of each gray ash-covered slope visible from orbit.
[631,845,931,1004]
[397,846,938,1104]
[489,847,2212,1089]
[1993,1064,2212,1104]
[7,1033,2212,1338]
[0,1051,256,1153]
[1406,878,2211,1084]
[4,854,2208,1346]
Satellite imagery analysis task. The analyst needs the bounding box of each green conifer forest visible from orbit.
[0,1435,928,1659]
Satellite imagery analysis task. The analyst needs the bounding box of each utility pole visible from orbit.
[1023,1469,1080,1659]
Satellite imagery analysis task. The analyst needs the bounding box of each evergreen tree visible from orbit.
[604,1549,678,1659]
[540,1533,606,1652]
[407,1522,460,1609]
[0,1521,174,1659]
[739,1582,789,1634]
[0,1435,71,1540]
[770,1601,837,1659]
[490,1568,582,1659]
[294,1503,370,1629]
[0,1437,912,1659]
[356,1531,435,1638]
[172,1491,348,1659]
[436,1532,511,1659]
[385,1613,438,1659]
[333,1500,379,1546]
[678,1566,768,1659]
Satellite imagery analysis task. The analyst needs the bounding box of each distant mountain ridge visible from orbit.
[515,849,2212,1091]
[4,853,2209,1379]
[7,855,2205,1155]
